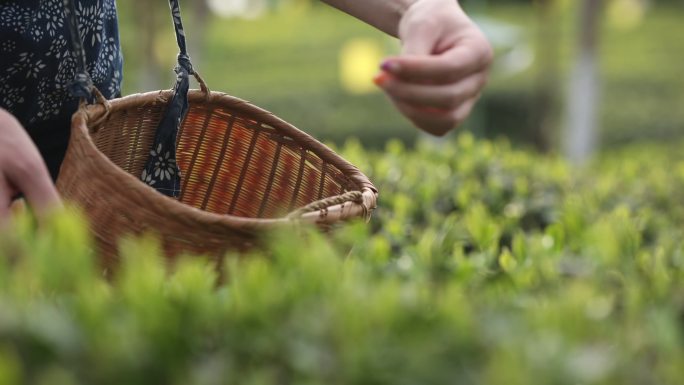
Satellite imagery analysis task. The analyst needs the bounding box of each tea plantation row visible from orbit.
[1,135,683,384]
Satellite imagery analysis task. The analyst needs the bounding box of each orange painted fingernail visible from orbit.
[373,72,390,87]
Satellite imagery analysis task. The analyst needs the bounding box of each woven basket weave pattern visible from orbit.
[57,89,377,266]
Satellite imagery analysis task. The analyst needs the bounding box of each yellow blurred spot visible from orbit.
[608,0,646,30]
[339,38,383,94]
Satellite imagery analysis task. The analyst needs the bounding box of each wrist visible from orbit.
[396,0,420,18]
[398,0,469,35]
[322,0,421,37]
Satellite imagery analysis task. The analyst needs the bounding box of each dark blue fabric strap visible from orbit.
[170,0,193,75]
[63,0,94,99]
[140,0,194,198]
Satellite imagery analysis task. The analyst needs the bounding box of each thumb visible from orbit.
[7,164,62,219]
[399,21,441,56]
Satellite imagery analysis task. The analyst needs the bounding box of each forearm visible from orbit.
[320,0,419,37]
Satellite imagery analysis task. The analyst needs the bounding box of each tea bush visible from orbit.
[1,135,684,384]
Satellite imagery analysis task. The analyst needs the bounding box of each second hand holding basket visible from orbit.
[56,0,378,271]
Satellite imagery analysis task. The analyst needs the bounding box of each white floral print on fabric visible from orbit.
[141,141,182,196]
[141,143,180,187]
[0,0,123,127]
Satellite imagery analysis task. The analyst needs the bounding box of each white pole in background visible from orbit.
[564,0,602,164]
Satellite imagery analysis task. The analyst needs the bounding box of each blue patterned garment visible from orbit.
[0,0,123,179]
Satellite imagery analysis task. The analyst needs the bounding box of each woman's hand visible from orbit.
[0,109,61,223]
[373,0,493,136]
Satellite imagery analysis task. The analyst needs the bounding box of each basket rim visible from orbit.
[63,88,378,231]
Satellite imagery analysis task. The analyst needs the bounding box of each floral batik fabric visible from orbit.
[139,0,191,199]
[0,0,123,128]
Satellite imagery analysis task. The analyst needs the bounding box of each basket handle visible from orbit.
[63,0,95,100]
[286,190,372,222]
[193,71,211,96]
[63,0,112,132]
[139,0,202,198]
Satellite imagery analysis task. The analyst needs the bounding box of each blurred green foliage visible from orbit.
[2,135,684,384]
[484,2,684,147]
[116,1,684,150]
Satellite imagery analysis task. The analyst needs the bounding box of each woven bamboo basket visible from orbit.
[56,78,378,269]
